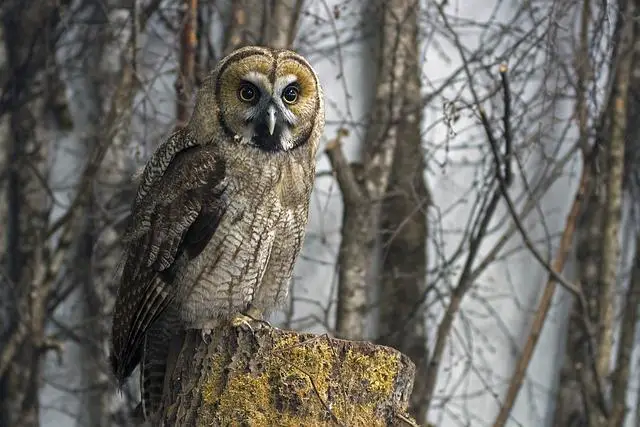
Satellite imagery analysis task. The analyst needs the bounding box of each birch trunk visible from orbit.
[377,5,429,421]
[554,1,637,426]
[331,0,419,341]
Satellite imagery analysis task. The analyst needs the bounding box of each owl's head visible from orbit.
[191,46,324,153]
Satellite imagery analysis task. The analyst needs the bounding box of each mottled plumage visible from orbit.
[109,46,324,422]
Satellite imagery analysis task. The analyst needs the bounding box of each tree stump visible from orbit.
[159,325,417,426]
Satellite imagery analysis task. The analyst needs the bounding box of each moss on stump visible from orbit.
[160,325,417,426]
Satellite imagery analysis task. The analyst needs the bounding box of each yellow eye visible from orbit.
[282,84,299,104]
[238,83,258,103]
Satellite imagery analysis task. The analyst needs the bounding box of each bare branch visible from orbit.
[325,132,366,207]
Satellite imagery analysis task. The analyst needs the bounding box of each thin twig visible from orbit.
[499,65,512,186]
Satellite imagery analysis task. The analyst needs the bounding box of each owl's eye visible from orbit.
[238,83,258,103]
[282,84,299,104]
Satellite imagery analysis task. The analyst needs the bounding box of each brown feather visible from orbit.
[110,143,228,382]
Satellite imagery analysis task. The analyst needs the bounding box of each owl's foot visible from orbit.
[231,313,272,333]
[201,328,214,344]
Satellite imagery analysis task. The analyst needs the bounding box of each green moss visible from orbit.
[343,348,399,398]
[216,373,273,425]
[201,353,226,405]
[326,348,402,425]
[194,331,407,426]
[273,335,334,398]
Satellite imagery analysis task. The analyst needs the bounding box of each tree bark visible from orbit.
[0,1,68,425]
[595,0,633,395]
[609,235,640,426]
[554,1,636,426]
[331,0,418,341]
[377,4,430,422]
[72,2,140,425]
[159,326,417,426]
[176,0,198,128]
[0,25,8,330]
[224,0,300,53]
[224,0,267,54]
[553,1,602,424]
[265,0,301,49]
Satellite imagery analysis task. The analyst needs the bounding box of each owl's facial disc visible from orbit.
[239,73,299,152]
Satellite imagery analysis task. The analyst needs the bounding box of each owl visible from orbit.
[109,46,325,421]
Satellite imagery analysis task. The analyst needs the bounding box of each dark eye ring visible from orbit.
[238,83,258,103]
[282,85,299,104]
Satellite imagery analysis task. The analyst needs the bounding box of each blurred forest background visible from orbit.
[1,0,639,426]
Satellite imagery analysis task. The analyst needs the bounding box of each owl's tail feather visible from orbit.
[109,345,142,388]
[140,347,166,421]
[140,309,181,421]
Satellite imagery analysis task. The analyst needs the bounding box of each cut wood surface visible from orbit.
[159,324,417,426]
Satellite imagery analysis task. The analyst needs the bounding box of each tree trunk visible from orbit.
[553,0,600,424]
[609,234,640,427]
[224,0,300,53]
[73,2,139,424]
[331,0,419,341]
[76,2,144,427]
[265,0,301,49]
[0,1,68,424]
[595,0,633,396]
[159,326,417,426]
[0,25,8,332]
[554,1,636,426]
[377,4,429,422]
[224,0,267,54]
[176,0,198,128]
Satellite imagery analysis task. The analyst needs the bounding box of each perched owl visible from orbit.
[109,46,325,422]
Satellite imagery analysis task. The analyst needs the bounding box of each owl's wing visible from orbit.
[110,140,228,383]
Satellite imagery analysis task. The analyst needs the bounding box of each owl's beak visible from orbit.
[252,103,285,151]
[267,105,277,136]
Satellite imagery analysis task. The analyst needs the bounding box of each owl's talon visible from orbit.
[231,314,255,333]
[231,313,272,333]
[257,319,274,329]
[201,328,213,343]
